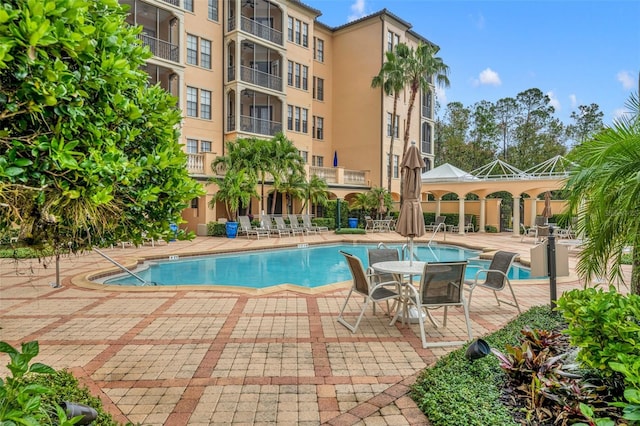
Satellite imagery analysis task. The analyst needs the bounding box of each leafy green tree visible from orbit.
[564,93,640,295]
[566,103,605,146]
[0,0,203,251]
[494,97,519,161]
[300,175,329,215]
[372,47,405,192]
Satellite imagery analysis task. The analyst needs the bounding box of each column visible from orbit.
[436,197,441,217]
[458,197,465,235]
[530,197,537,227]
[512,195,521,238]
[479,197,486,233]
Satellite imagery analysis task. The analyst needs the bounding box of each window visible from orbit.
[208,0,218,21]
[299,150,308,163]
[187,34,198,65]
[394,33,400,48]
[393,155,399,178]
[387,113,399,137]
[301,108,308,133]
[200,140,212,152]
[294,63,301,87]
[200,89,211,119]
[313,77,324,100]
[387,31,393,52]
[287,61,293,86]
[312,155,324,167]
[313,116,324,140]
[191,198,199,209]
[316,38,324,62]
[184,0,193,12]
[200,39,211,69]
[294,106,300,132]
[302,23,308,47]
[186,138,198,153]
[287,105,293,130]
[302,65,308,90]
[294,20,301,44]
[287,16,293,42]
[186,87,198,117]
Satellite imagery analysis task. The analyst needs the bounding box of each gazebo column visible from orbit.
[458,197,465,235]
[530,197,537,227]
[436,197,442,217]
[479,197,486,233]
[512,195,521,238]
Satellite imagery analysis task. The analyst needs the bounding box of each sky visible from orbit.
[303,0,640,126]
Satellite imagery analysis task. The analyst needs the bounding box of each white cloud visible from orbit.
[435,86,447,107]
[617,70,635,90]
[569,94,577,108]
[347,0,366,22]
[613,107,630,120]
[547,91,561,112]
[468,12,485,30]
[472,68,501,87]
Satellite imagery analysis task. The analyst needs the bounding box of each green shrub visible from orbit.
[207,222,227,237]
[411,305,565,426]
[334,228,366,235]
[0,246,56,258]
[485,225,498,233]
[313,217,333,230]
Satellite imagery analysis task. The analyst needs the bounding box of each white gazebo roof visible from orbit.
[421,163,478,182]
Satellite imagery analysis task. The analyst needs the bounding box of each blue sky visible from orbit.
[303,0,639,126]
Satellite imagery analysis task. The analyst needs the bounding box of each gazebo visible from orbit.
[421,156,574,237]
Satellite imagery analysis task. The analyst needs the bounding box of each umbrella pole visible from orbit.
[409,237,414,266]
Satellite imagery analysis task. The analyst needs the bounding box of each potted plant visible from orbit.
[209,169,258,238]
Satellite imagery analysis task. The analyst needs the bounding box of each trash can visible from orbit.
[348,218,358,228]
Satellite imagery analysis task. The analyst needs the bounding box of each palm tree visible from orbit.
[401,42,450,158]
[268,133,305,214]
[372,47,406,193]
[209,169,258,221]
[564,93,640,294]
[300,174,329,215]
[275,171,306,215]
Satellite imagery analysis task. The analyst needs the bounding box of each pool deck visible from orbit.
[0,231,624,425]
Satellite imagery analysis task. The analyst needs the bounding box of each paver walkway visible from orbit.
[1,231,598,425]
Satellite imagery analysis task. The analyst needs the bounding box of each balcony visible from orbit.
[421,105,432,118]
[421,141,432,154]
[239,16,282,45]
[310,167,370,187]
[239,115,282,136]
[138,33,179,63]
[239,65,282,91]
[160,0,179,6]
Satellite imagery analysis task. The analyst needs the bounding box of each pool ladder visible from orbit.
[376,242,438,263]
[93,248,153,286]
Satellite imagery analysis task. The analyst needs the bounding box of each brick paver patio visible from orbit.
[1,231,599,425]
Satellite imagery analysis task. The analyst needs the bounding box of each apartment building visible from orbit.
[121,0,437,233]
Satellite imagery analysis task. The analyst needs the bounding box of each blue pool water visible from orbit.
[102,244,533,288]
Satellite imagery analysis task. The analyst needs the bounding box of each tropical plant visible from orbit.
[209,169,258,221]
[0,0,204,252]
[372,47,406,192]
[300,175,329,215]
[268,133,305,214]
[274,171,305,215]
[564,92,640,294]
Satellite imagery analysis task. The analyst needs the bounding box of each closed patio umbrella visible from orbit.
[396,142,426,264]
[542,191,552,222]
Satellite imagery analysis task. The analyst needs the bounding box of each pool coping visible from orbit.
[70,238,578,294]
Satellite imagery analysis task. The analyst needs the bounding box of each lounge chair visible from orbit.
[364,216,375,231]
[392,260,472,348]
[288,214,309,234]
[464,215,475,233]
[425,216,446,232]
[262,214,290,237]
[520,223,536,242]
[302,214,328,233]
[238,215,270,239]
[274,216,304,236]
[465,251,521,313]
[337,251,402,333]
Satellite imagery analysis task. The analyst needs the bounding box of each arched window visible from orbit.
[421,122,432,154]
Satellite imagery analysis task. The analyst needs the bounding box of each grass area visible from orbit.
[411,305,565,425]
[0,246,55,259]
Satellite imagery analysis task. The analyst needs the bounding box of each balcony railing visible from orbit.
[240,65,282,91]
[310,167,369,187]
[421,141,431,154]
[187,153,205,175]
[139,34,179,63]
[227,66,235,82]
[240,16,283,45]
[226,115,236,132]
[239,115,282,136]
[422,105,432,118]
[160,0,179,6]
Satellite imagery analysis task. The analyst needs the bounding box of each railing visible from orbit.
[239,115,282,136]
[344,169,367,185]
[240,16,283,45]
[421,141,431,154]
[160,0,179,6]
[309,167,369,186]
[227,66,235,82]
[138,34,179,63]
[422,105,432,118]
[187,153,205,174]
[310,166,337,183]
[226,115,236,132]
[240,65,282,91]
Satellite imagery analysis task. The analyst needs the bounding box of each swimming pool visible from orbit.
[101,244,533,288]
